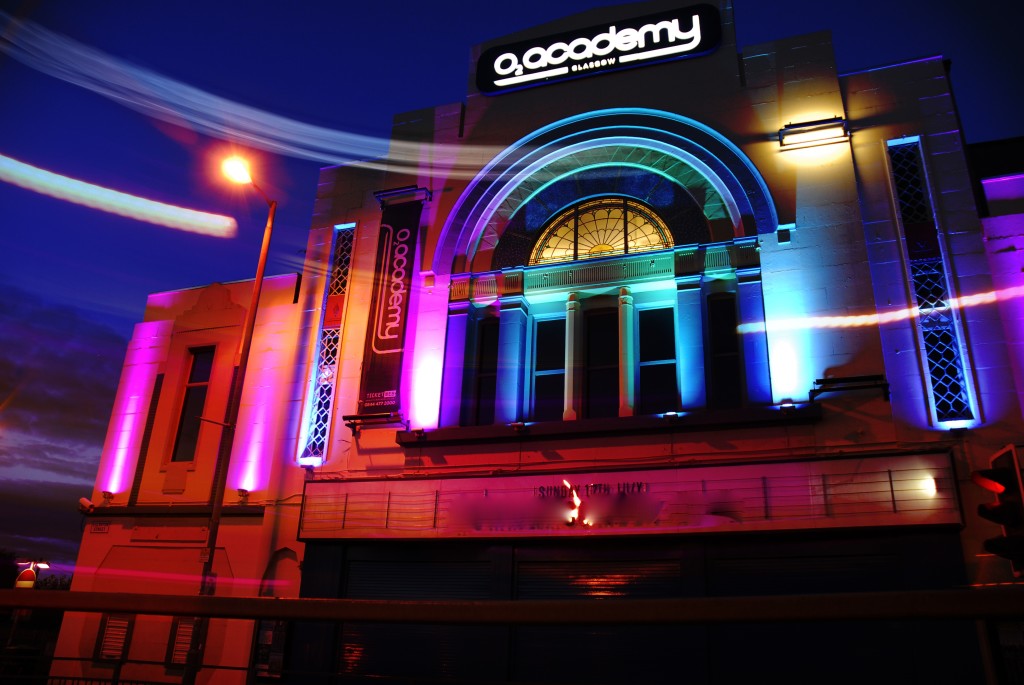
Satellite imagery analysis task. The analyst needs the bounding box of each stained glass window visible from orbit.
[529,198,672,266]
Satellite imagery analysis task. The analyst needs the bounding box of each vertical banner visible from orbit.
[358,200,423,414]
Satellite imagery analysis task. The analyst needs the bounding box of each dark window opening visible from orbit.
[707,294,742,409]
[638,307,678,415]
[473,317,500,426]
[171,346,215,462]
[585,310,619,419]
[533,319,565,421]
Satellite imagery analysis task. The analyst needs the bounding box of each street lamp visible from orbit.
[184,155,277,685]
[7,561,49,649]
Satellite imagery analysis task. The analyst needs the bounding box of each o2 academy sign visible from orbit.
[476,4,720,95]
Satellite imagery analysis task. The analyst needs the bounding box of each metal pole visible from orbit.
[183,194,276,685]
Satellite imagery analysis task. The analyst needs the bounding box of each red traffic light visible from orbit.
[979,499,1023,529]
[973,446,1024,576]
[972,468,1009,494]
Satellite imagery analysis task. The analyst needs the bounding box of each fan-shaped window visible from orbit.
[529,198,673,266]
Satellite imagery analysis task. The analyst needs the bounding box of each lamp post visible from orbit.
[183,156,277,685]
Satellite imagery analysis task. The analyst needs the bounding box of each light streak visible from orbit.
[738,285,1024,335]
[0,11,511,177]
[0,153,236,237]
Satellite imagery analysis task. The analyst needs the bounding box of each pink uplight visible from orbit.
[410,349,443,429]
[232,392,267,494]
[99,329,165,494]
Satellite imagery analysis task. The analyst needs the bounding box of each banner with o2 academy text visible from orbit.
[357,200,423,415]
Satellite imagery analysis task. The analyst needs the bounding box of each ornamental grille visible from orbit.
[301,226,354,462]
[329,227,355,296]
[888,144,931,225]
[303,328,340,460]
[889,141,972,422]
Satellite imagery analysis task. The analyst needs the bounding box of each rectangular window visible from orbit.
[638,307,678,415]
[166,616,197,667]
[707,293,741,409]
[171,346,215,462]
[473,317,500,426]
[94,613,133,662]
[585,310,619,418]
[533,318,565,421]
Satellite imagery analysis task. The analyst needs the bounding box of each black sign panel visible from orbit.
[476,4,720,95]
[357,201,423,414]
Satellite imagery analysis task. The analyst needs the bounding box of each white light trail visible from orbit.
[0,153,237,237]
[0,11,508,176]
[737,285,1024,335]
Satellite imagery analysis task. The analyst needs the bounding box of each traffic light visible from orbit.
[973,445,1024,575]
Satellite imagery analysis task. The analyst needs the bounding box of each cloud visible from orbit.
[0,284,126,566]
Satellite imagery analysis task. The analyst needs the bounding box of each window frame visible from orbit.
[170,345,216,463]
[636,305,680,415]
[528,197,673,266]
[470,315,500,426]
[705,291,743,409]
[526,298,681,421]
[530,315,567,422]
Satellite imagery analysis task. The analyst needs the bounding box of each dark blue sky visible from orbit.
[0,0,1021,569]
[2,0,1020,337]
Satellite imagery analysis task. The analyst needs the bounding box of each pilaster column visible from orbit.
[738,269,772,404]
[438,275,471,427]
[618,286,635,416]
[563,292,581,421]
[676,276,705,408]
[496,295,528,424]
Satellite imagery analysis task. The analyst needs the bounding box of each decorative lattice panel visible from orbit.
[329,227,355,296]
[301,226,355,461]
[889,142,972,422]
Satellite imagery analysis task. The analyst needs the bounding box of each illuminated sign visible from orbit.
[358,201,423,413]
[476,4,720,95]
[300,454,960,540]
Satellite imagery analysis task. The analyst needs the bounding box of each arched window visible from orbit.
[529,197,673,266]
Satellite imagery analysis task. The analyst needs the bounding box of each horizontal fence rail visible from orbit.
[3,587,1024,624]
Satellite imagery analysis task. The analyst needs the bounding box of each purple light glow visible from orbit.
[409,348,443,430]
[98,325,167,494]
[232,400,266,494]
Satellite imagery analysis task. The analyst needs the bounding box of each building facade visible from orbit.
[55,1,1024,683]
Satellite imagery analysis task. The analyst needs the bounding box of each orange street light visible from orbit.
[221,155,252,184]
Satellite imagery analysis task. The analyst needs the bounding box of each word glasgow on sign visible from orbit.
[476,4,720,95]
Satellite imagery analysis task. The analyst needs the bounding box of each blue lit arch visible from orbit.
[434,108,777,275]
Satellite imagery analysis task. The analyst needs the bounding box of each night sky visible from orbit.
[1,0,1021,572]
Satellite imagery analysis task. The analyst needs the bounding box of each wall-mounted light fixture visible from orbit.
[779,117,849,150]
[237,489,250,505]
